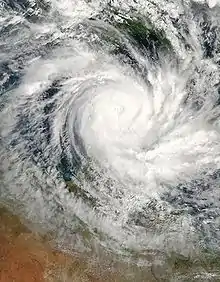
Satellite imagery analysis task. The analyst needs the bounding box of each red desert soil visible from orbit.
[0,206,107,282]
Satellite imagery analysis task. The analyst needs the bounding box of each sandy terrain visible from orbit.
[0,206,106,282]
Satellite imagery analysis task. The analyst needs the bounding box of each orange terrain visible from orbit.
[0,206,104,282]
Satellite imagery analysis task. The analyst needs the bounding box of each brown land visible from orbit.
[0,206,109,282]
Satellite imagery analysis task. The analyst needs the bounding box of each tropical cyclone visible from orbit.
[0,0,220,269]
